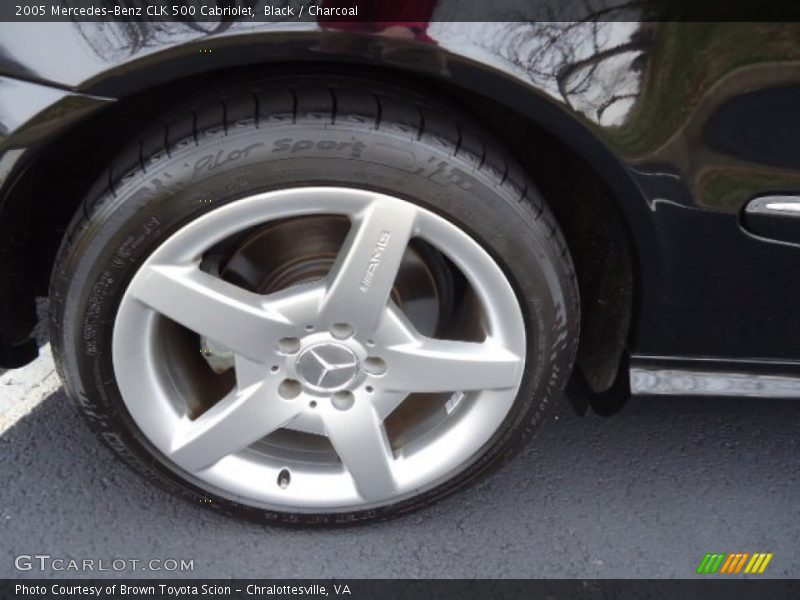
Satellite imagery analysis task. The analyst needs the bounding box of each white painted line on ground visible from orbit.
[0,344,60,434]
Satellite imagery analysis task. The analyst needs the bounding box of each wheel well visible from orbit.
[4,63,633,394]
[462,97,634,395]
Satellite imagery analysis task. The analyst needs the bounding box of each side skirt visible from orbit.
[629,356,800,398]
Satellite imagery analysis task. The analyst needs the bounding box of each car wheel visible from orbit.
[50,78,579,524]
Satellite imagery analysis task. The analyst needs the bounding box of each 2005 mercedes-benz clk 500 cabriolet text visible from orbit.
[1,1,799,524]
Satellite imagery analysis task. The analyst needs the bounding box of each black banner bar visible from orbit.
[2,579,800,600]
[3,0,800,23]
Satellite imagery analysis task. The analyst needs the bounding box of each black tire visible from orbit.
[50,77,579,525]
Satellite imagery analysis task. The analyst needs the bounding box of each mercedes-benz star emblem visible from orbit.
[295,343,360,391]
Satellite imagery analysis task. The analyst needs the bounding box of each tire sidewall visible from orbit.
[52,119,577,525]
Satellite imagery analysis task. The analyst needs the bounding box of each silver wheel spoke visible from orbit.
[323,403,396,502]
[127,264,311,361]
[169,378,301,472]
[318,199,417,335]
[114,187,529,511]
[381,338,523,393]
[371,390,409,420]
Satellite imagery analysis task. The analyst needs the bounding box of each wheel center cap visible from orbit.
[295,343,360,392]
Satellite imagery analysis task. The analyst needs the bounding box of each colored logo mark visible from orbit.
[696,553,773,574]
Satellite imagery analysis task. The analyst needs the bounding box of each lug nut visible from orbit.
[330,323,355,340]
[278,379,302,399]
[363,357,387,376]
[277,337,301,354]
[331,390,355,411]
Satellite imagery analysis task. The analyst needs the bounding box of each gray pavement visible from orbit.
[1,379,798,579]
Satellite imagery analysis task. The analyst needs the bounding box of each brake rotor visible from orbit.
[200,214,454,373]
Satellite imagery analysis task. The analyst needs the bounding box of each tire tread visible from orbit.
[50,77,580,526]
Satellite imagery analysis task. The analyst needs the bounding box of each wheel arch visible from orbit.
[2,45,648,395]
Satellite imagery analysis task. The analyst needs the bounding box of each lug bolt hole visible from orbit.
[330,323,355,340]
[309,400,317,408]
[277,468,291,489]
[270,365,280,374]
[364,357,387,376]
[366,339,376,347]
[277,337,301,354]
[331,390,355,411]
[278,379,302,399]
[365,386,374,394]
[305,324,315,332]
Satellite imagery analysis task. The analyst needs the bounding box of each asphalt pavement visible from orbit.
[1,353,798,579]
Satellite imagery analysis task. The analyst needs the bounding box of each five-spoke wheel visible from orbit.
[51,81,578,523]
[114,188,526,509]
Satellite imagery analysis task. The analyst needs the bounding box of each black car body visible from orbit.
[4,15,800,400]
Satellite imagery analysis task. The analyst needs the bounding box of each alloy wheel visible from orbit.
[112,187,526,511]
